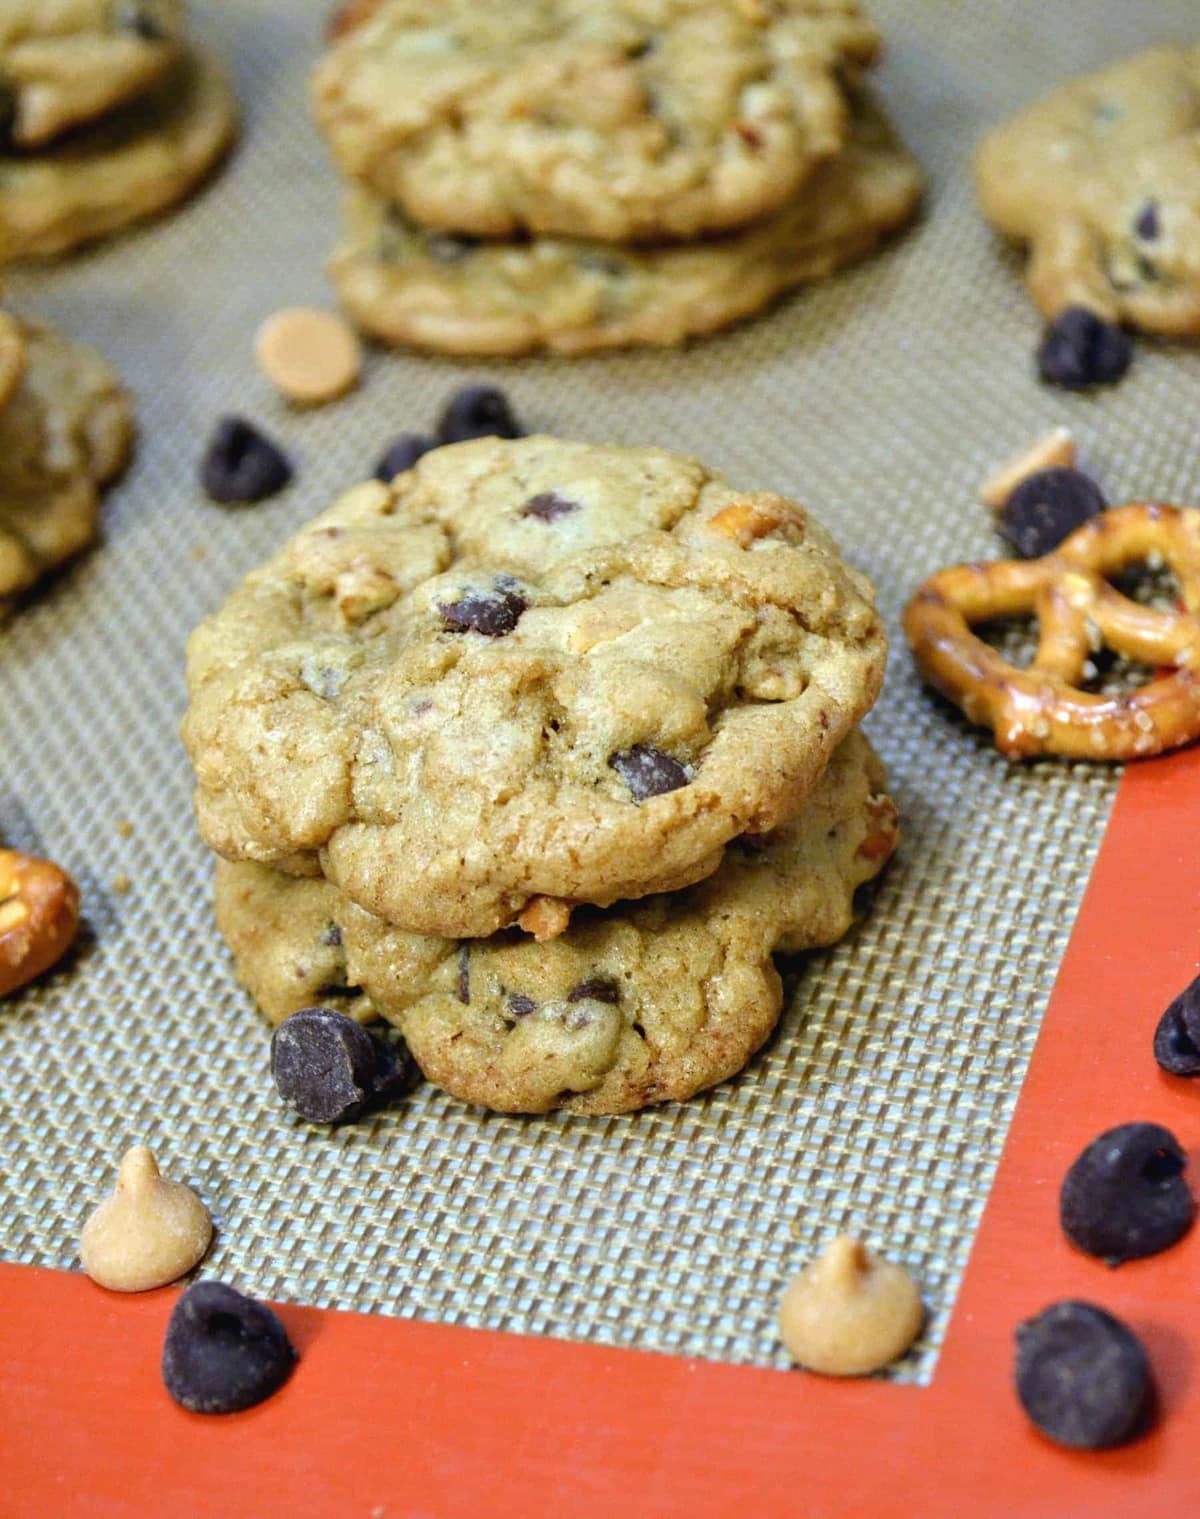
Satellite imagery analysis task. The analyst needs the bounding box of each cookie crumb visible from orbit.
[116,820,134,839]
[255,307,362,406]
[778,1234,923,1376]
[79,1145,212,1292]
[112,871,131,895]
[980,428,1076,510]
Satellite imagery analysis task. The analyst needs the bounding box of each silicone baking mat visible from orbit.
[2,0,1197,1385]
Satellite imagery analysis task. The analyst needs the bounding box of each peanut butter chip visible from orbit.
[79,1146,212,1293]
[778,1234,923,1376]
[255,307,362,405]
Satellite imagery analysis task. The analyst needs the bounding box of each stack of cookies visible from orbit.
[183,435,898,1115]
[313,0,923,355]
[0,2,238,262]
[0,310,134,615]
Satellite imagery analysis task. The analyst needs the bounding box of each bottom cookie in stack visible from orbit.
[328,92,922,357]
[215,731,898,1116]
[0,314,134,616]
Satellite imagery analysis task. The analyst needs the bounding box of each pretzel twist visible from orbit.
[903,503,1200,760]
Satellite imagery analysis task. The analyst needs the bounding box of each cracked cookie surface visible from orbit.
[216,731,898,1114]
[330,90,921,355]
[975,48,1200,335]
[314,0,881,243]
[184,436,886,938]
[0,316,134,614]
[0,43,237,261]
[0,0,184,148]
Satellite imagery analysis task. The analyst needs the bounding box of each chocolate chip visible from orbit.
[1135,202,1160,241]
[117,2,167,40]
[456,945,470,1005]
[998,467,1106,558]
[1154,972,1200,1075]
[436,385,523,445]
[521,491,577,522]
[1037,307,1133,390]
[373,432,433,482]
[1015,1301,1153,1450]
[270,1006,412,1123]
[426,232,480,264]
[319,923,343,947]
[568,977,620,1004]
[438,581,526,637]
[608,744,691,801]
[508,993,537,1018]
[1059,1121,1194,1265]
[200,416,293,504]
[162,1281,295,1415]
[0,79,17,153]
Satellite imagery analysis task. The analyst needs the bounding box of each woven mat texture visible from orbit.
[3,0,1198,1380]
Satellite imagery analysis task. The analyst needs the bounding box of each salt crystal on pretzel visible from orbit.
[903,502,1200,760]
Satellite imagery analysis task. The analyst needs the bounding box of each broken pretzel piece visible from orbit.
[0,848,79,996]
[904,502,1200,760]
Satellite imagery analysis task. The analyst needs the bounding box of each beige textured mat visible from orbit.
[3,1,1198,1381]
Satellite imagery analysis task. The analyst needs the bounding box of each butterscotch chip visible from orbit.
[0,848,79,996]
[980,428,1077,511]
[517,896,573,941]
[255,308,362,405]
[79,1145,212,1292]
[778,1235,923,1376]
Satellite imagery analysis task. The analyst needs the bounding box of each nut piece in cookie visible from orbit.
[778,1235,924,1376]
[904,502,1200,761]
[976,48,1200,343]
[0,848,79,996]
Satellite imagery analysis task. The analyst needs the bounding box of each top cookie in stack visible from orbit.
[184,436,896,1114]
[0,1,238,260]
[313,0,922,354]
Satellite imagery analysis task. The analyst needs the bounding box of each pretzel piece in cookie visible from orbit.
[903,503,1200,760]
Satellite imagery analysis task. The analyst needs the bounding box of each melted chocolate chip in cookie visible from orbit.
[608,744,691,801]
[438,580,527,637]
[1134,202,1160,241]
[508,993,537,1018]
[568,977,620,1004]
[521,491,577,522]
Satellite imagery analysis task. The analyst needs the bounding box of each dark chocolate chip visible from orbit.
[998,467,1106,558]
[1154,972,1200,1075]
[0,79,17,153]
[200,416,293,505]
[1015,1301,1153,1450]
[373,432,433,482]
[608,744,691,801]
[521,491,578,522]
[117,1,167,40]
[456,945,470,1005]
[1134,202,1160,241]
[438,582,526,637]
[508,993,537,1018]
[1037,307,1133,390]
[436,384,523,445]
[568,977,620,1004]
[319,923,343,948]
[270,1006,412,1123]
[161,1281,296,1415]
[426,231,480,264]
[1059,1120,1194,1265]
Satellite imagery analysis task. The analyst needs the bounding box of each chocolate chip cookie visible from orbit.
[0,317,134,614]
[0,1,184,148]
[183,436,887,938]
[0,43,237,261]
[976,48,1200,335]
[330,90,921,355]
[215,730,898,1115]
[313,0,881,243]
